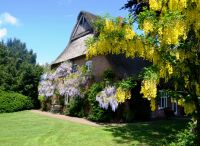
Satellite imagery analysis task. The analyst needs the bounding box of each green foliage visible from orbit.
[169,122,196,146]
[38,95,45,102]
[64,97,85,117]
[118,77,137,90]
[140,66,159,80]
[0,39,43,108]
[86,83,113,122]
[0,90,33,113]
[102,69,115,83]
[38,95,47,111]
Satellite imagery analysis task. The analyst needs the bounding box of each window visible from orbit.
[85,60,92,71]
[159,90,178,115]
[72,63,77,73]
[159,90,168,109]
[171,99,178,115]
[64,93,70,105]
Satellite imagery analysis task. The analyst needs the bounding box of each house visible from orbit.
[51,11,149,81]
[51,11,184,118]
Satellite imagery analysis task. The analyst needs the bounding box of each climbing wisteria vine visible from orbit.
[96,78,135,112]
[38,62,90,100]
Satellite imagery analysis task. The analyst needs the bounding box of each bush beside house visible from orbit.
[0,90,33,113]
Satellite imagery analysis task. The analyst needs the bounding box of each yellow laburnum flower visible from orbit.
[159,20,186,45]
[140,79,157,100]
[135,39,145,58]
[166,63,173,75]
[168,0,187,11]
[143,20,154,35]
[178,98,185,106]
[124,26,135,40]
[116,87,131,103]
[149,0,162,11]
[159,66,166,78]
[184,102,196,115]
[175,51,180,60]
[150,99,156,111]
[105,19,115,32]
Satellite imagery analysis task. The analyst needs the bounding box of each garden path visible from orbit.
[31,110,100,127]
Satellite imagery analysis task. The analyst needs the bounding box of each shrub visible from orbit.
[169,122,196,146]
[64,97,85,117]
[86,83,114,122]
[0,90,33,113]
[102,69,115,83]
[38,95,48,111]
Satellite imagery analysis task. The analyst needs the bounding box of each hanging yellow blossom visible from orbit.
[124,25,135,40]
[178,99,196,115]
[150,99,156,111]
[116,87,131,103]
[143,20,154,35]
[183,102,196,115]
[159,20,187,45]
[175,52,180,60]
[166,63,173,75]
[168,0,187,11]
[149,0,162,11]
[140,79,157,100]
[105,19,115,32]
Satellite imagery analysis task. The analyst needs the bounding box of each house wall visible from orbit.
[71,54,151,81]
[71,55,86,66]
[92,56,113,81]
[71,55,113,81]
[107,55,151,78]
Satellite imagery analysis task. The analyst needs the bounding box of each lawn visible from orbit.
[0,111,189,146]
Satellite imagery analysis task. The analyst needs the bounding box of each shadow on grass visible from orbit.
[103,118,189,146]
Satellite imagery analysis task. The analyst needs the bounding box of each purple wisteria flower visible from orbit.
[38,80,55,97]
[38,62,90,101]
[55,62,72,78]
[96,86,118,112]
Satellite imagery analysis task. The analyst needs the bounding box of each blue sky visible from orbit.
[0,0,129,64]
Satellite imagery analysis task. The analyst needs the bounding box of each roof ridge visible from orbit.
[51,11,97,66]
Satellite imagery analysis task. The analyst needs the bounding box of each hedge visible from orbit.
[0,90,33,113]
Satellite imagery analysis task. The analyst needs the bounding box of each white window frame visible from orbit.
[64,93,69,105]
[159,90,178,115]
[171,99,178,115]
[159,90,168,109]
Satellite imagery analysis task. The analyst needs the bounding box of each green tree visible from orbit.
[0,39,43,108]
[86,0,200,144]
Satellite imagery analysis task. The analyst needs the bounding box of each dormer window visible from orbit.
[71,16,91,41]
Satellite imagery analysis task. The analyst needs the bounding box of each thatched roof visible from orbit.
[52,11,98,65]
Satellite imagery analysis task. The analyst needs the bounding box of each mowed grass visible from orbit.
[0,111,189,146]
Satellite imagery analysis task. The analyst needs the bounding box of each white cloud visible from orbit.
[0,12,19,39]
[0,28,7,39]
[0,12,19,26]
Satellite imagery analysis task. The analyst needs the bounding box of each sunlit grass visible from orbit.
[0,111,188,146]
